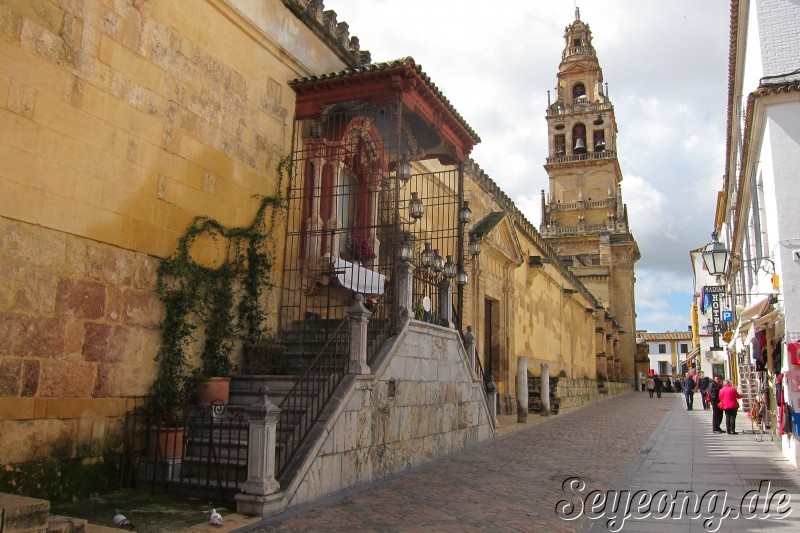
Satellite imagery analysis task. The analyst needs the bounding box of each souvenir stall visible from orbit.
[728,298,783,442]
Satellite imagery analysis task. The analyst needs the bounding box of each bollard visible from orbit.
[517,356,528,423]
[541,363,551,416]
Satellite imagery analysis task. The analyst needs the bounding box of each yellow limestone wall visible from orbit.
[0,0,346,465]
[459,166,599,413]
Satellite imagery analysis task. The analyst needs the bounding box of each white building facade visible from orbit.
[715,0,800,465]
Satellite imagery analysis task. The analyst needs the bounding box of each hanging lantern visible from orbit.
[399,234,414,262]
[397,161,412,183]
[456,269,468,286]
[409,192,424,220]
[432,249,444,273]
[443,255,456,279]
[421,242,433,268]
[459,201,473,225]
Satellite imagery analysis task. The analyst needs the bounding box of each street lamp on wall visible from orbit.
[702,231,730,280]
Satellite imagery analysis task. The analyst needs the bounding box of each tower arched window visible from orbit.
[572,83,586,102]
[593,130,606,152]
[572,123,587,154]
[554,134,566,156]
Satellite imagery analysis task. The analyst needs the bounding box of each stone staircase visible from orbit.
[0,492,119,533]
[148,319,350,501]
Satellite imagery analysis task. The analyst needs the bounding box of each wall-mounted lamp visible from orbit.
[702,231,730,279]
[468,233,481,257]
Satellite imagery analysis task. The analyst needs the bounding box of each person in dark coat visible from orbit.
[698,371,711,410]
[684,372,696,410]
[654,376,663,398]
[708,376,724,433]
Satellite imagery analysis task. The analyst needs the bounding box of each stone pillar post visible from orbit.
[516,356,528,423]
[438,279,453,328]
[347,294,371,374]
[541,363,551,416]
[486,375,498,426]
[235,387,284,516]
[464,325,476,374]
[397,260,415,328]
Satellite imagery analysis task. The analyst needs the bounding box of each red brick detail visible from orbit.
[0,358,22,396]
[55,279,106,319]
[82,323,128,363]
[0,313,67,356]
[21,359,40,397]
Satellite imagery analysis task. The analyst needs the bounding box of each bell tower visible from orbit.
[540,8,640,384]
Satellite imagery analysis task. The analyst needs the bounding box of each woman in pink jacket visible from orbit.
[719,380,744,435]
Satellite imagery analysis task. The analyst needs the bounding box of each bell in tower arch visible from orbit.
[574,137,587,154]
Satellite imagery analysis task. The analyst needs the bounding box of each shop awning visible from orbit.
[332,257,385,295]
[683,347,700,363]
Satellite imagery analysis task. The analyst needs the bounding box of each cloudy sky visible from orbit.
[324,0,731,332]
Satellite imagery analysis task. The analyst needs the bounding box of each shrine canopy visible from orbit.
[290,57,480,165]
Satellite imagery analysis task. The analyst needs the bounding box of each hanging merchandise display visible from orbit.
[788,341,800,366]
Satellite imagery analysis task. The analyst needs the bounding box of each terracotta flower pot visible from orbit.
[196,376,231,405]
[147,425,186,460]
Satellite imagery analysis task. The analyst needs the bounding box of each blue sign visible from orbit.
[722,310,733,322]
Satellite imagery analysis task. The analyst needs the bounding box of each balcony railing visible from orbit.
[547,199,612,211]
[546,150,616,165]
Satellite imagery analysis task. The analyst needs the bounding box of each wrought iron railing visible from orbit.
[275,317,350,480]
[123,402,249,502]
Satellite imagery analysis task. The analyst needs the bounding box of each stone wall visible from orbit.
[528,375,632,414]
[283,321,494,507]
[0,218,159,465]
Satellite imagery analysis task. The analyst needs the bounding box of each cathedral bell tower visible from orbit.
[540,8,640,384]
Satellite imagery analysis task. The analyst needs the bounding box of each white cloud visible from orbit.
[324,0,730,333]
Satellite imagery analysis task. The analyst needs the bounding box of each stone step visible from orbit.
[46,515,88,533]
[0,492,50,533]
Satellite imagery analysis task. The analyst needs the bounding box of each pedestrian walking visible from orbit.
[640,374,646,392]
[673,377,682,394]
[646,376,655,398]
[654,376,662,398]
[719,379,743,434]
[698,371,711,410]
[709,376,724,433]
[684,372,696,410]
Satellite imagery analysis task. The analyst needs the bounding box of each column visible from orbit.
[347,294,371,374]
[516,356,528,423]
[541,363,551,416]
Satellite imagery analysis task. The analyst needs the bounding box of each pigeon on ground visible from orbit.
[210,508,223,527]
[112,509,135,530]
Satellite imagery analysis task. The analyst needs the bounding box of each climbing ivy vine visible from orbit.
[146,157,290,420]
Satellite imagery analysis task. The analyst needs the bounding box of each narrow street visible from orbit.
[236,391,800,532]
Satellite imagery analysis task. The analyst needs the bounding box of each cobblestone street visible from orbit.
[241,391,674,532]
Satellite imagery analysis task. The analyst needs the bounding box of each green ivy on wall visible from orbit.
[147,157,290,420]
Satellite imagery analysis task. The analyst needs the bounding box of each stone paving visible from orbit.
[237,391,669,531]
[234,391,800,532]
